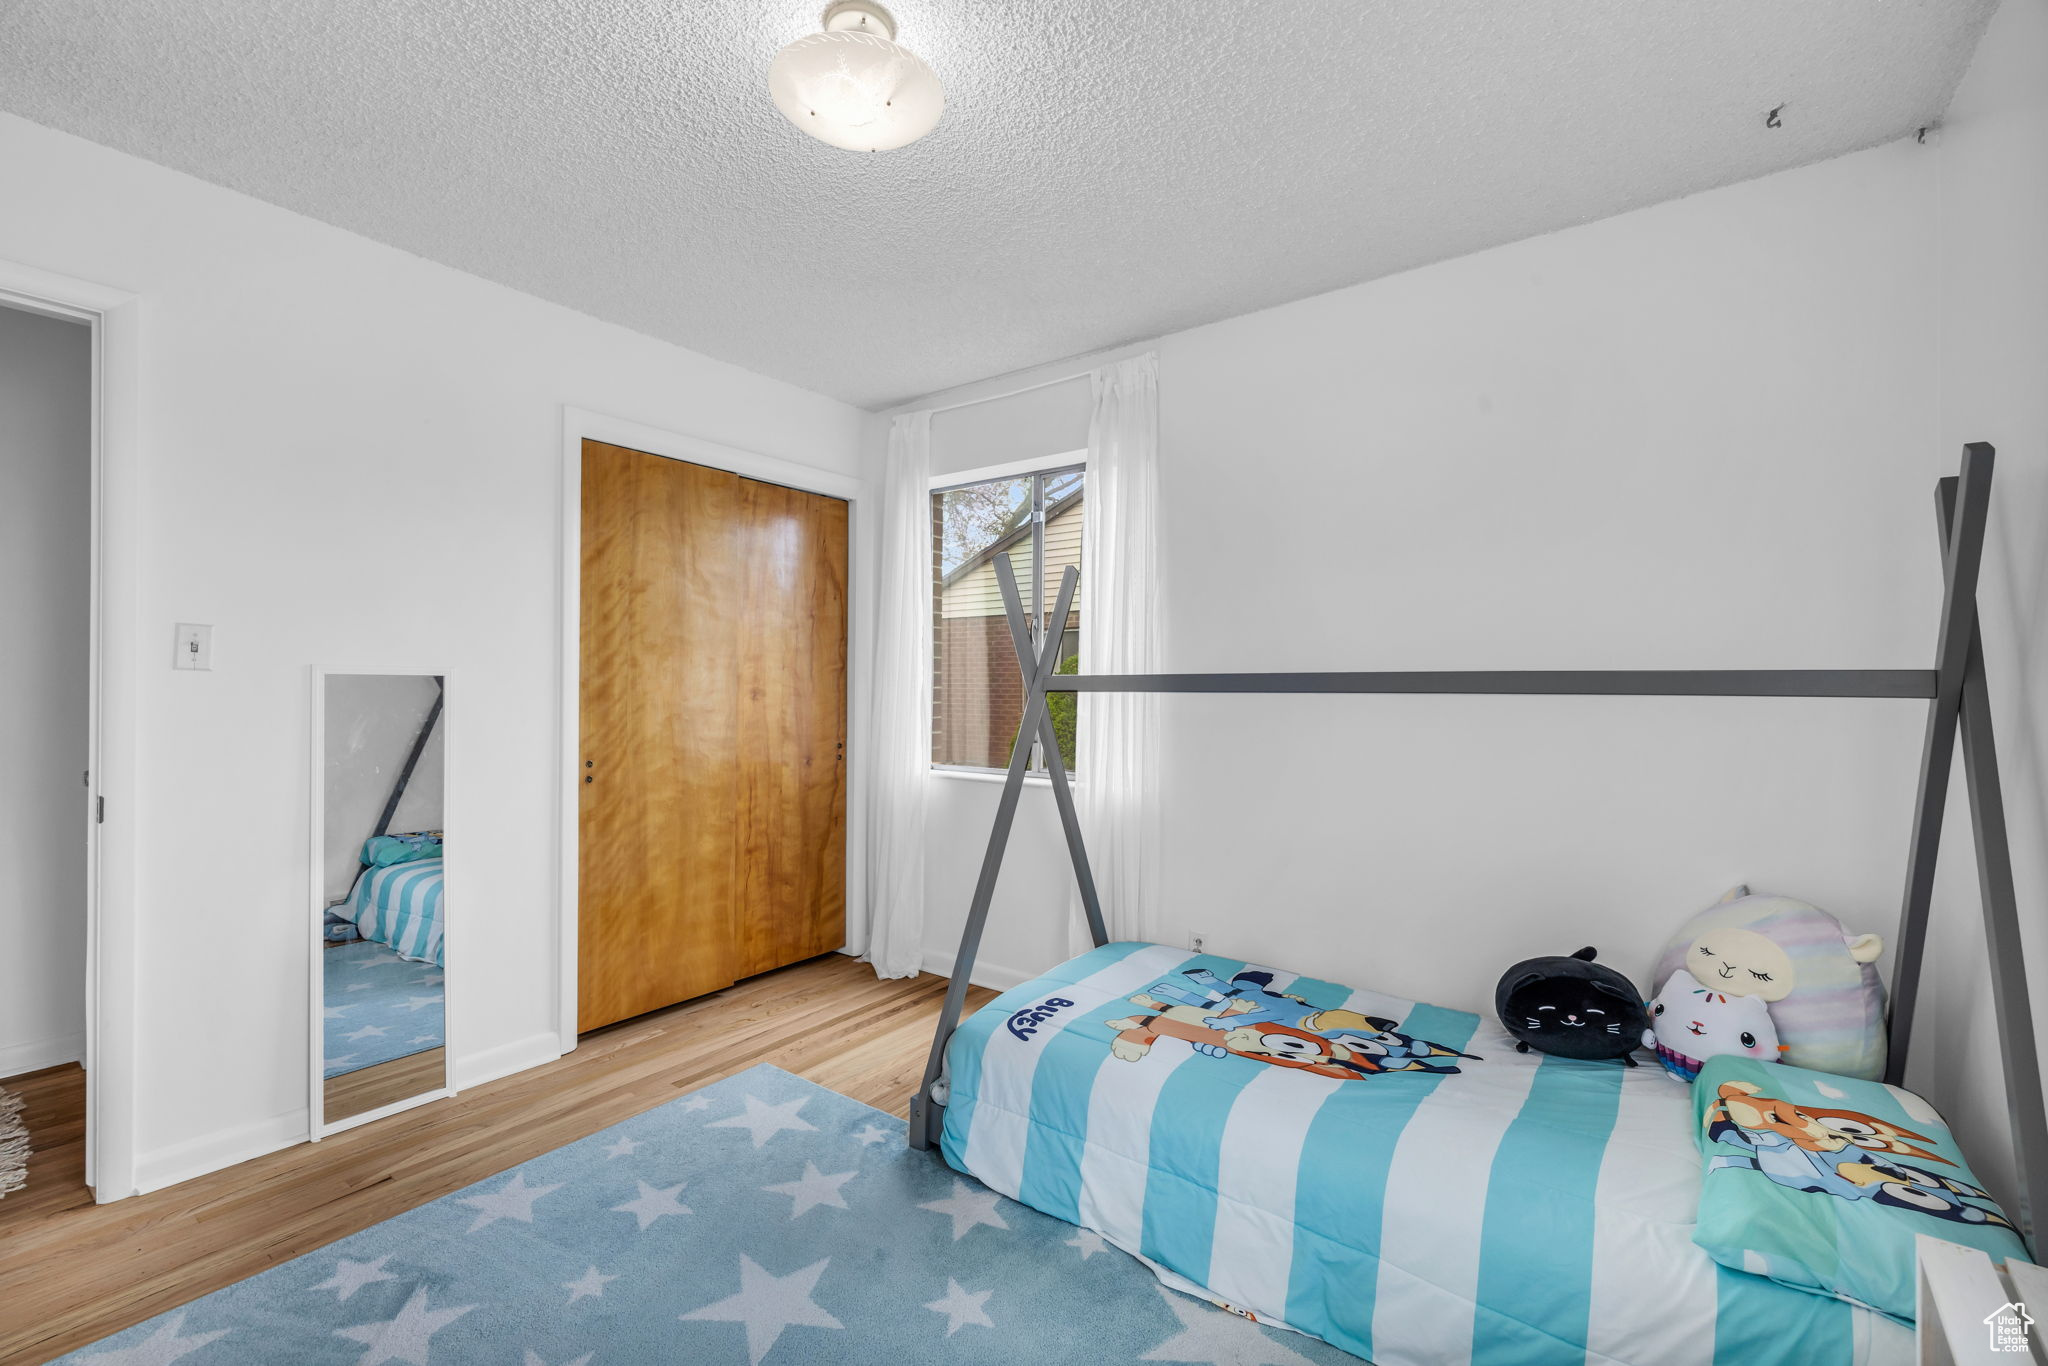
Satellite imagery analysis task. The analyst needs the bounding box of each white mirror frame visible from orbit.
[308,664,457,1140]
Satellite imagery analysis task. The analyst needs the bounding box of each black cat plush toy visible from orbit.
[1494,947,1648,1066]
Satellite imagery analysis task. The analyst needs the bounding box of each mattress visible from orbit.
[939,942,1910,1366]
[343,857,445,967]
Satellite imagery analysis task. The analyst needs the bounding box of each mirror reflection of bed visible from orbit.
[316,671,448,1127]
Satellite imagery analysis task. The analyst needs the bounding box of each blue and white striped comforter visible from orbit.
[343,858,445,967]
[940,942,1909,1366]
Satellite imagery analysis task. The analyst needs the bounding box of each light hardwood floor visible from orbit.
[0,954,993,1365]
[0,1064,90,1229]
[324,1047,447,1123]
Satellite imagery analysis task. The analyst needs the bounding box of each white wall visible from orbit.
[321,673,445,903]
[0,112,864,1189]
[0,303,91,1079]
[1916,0,2048,1220]
[900,140,1946,1026]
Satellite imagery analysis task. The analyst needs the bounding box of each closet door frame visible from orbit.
[556,408,866,1054]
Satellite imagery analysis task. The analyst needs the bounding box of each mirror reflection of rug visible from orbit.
[322,940,445,1078]
[57,1064,1362,1364]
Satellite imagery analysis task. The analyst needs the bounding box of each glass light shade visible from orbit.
[768,25,943,152]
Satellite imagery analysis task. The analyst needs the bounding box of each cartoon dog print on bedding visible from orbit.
[1104,968,1477,1079]
[1704,1080,2013,1230]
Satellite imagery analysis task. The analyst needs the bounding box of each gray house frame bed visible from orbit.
[909,443,2045,1364]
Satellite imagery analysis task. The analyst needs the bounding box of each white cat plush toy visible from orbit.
[1643,969,1787,1081]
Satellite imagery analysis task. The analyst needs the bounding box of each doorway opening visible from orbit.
[0,301,93,1223]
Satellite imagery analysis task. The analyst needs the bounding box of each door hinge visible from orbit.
[97,795,105,824]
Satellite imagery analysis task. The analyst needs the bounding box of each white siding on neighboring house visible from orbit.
[940,497,1083,620]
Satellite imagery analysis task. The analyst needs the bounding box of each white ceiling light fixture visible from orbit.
[768,2,944,152]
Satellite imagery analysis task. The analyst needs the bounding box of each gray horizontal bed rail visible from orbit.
[1047,669,1938,698]
[908,442,2044,1257]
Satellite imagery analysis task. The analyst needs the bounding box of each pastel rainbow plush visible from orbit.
[1650,886,1887,1081]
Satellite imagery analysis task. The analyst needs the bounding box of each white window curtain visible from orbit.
[1073,353,1162,953]
[864,410,933,979]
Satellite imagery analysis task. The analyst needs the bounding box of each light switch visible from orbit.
[173,623,212,670]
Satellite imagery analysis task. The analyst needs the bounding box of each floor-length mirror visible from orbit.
[312,669,449,1130]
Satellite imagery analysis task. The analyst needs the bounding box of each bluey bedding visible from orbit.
[340,856,445,966]
[940,942,1911,1366]
[1693,1056,2025,1323]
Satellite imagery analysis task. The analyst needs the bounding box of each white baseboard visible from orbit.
[0,1031,85,1081]
[127,1031,563,1195]
[454,1031,562,1091]
[922,948,1032,993]
[134,1109,308,1194]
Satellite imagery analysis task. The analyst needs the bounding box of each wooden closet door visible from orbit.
[732,476,848,979]
[578,440,847,1033]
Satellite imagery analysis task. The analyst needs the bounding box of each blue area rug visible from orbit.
[61,1064,1363,1364]
[322,940,444,1078]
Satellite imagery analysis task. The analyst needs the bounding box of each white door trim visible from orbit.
[0,257,142,1201]
[556,407,868,1053]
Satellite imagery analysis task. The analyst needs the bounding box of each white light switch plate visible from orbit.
[174,623,212,670]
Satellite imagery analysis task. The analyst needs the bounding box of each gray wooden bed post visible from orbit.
[1913,461,2046,1249]
[373,674,445,838]
[986,555,1109,949]
[908,560,1083,1150]
[1885,445,1993,1087]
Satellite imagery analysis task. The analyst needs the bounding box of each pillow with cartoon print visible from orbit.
[1692,1056,2026,1323]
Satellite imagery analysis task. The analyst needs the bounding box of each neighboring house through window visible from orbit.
[931,460,1084,773]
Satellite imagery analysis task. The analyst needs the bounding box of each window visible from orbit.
[932,464,1084,773]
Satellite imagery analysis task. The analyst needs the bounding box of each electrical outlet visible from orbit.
[1189,932,1207,954]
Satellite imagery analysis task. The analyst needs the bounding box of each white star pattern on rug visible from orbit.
[399,996,439,1012]
[562,1266,617,1304]
[310,1254,398,1302]
[64,1066,1372,1365]
[408,1035,437,1046]
[344,982,372,992]
[761,1162,855,1218]
[324,1053,357,1070]
[74,1313,227,1365]
[680,1094,712,1113]
[323,1005,354,1019]
[923,1279,995,1336]
[1067,1229,1108,1260]
[679,1254,844,1366]
[332,1287,476,1366]
[345,1025,388,1041]
[458,1172,563,1233]
[918,1180,1009,1240]
[1139,1287,1317,1366]
[611,1180,691,1230]
[707,1094,816,1148]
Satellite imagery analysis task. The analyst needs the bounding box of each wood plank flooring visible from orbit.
[0,954,992,1365]
[0,1064,90,1228]
[324,1047,447,1123]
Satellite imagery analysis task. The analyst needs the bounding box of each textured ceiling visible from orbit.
[0,1,1998,408]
